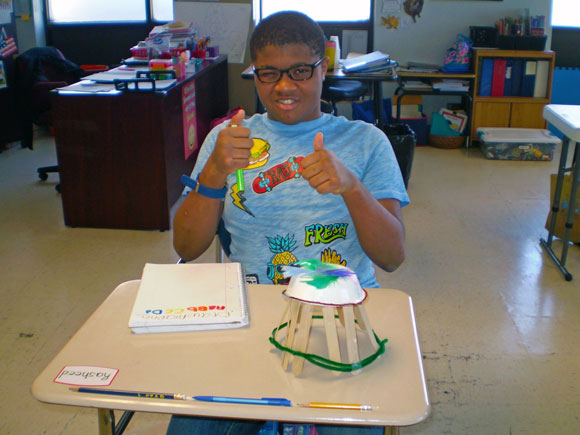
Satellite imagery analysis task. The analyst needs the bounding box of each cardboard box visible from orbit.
[477,127,560,161]
[545,174,580,243]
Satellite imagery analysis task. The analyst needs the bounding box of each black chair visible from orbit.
[15,47,83,188]
[322,79,368,115]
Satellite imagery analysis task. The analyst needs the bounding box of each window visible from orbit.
[47,0,173,24]
[256,0,372,22]
[551,0,580,27]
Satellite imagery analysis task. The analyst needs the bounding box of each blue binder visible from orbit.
[520,60,537,97]
[478,58,493,96]
[510,59,523,96]
[503,59,514,96]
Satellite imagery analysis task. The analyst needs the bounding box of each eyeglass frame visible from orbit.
[252,58,324,83]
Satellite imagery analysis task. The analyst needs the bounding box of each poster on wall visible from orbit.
[182,80,198,160]
[0,25,17,58]
[0,59,7,89]
[0,0,13,25]
[381,0,424,30]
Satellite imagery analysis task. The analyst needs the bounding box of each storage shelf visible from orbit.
[471,49,555,140]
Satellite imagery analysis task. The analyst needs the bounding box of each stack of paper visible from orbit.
[432,80,470,92]
[341,51,391,73]
[128,263,248,334]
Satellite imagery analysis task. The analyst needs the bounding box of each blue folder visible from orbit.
[510,59,523,96]
[479,58,493,96]
[520,60,537,97]
[503,59,514,96]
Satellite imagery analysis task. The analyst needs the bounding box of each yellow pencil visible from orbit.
[297,402,373,411]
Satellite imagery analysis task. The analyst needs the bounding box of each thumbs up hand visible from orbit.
[205,109,253,186]
[300,132,356,195]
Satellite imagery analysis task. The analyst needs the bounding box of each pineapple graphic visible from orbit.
[266,234,298,285]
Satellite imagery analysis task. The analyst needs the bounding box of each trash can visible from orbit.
[382,122,416,188]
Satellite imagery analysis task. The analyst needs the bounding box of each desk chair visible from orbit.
[322,79,368,115]
[15,47,84,190]
[178,219,231,264]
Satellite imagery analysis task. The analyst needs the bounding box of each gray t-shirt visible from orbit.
[188,113,409,287]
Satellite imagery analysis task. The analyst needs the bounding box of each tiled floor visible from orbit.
[1,132,579,434]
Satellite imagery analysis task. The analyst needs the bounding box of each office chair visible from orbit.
[322,79,368,115]
[15,47,84,189]
[178,218,232,264]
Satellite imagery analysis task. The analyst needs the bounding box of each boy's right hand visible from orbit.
[201,109,253,188]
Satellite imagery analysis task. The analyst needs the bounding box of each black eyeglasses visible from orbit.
[252,59,323,83]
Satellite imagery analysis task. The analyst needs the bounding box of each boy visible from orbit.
[170,10,409,434]
[173,11,408,289]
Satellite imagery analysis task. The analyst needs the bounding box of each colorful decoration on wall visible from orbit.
[403,0,424,23]
[381,0,423,30]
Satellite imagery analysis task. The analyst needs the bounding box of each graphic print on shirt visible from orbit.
[304,222,349,246]
[253,156,303,194]
[230,138,271,216]
[266,233,299,285]
[320,248,347,267]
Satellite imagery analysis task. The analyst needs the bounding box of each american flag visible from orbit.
[1,36,17,58]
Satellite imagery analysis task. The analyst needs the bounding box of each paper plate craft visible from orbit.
[269,260,388,376]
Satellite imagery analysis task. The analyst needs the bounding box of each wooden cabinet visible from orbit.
[471,49,555,140]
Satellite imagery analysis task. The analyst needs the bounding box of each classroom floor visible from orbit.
[1,129,579,434]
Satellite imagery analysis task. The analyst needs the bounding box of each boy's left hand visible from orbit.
[300,132,356,195]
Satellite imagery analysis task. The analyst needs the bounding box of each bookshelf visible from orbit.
[471,48,555,141]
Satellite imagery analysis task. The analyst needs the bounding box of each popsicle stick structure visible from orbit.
[272,261,381,376]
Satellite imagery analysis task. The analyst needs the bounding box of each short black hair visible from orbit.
[250,11,326,61]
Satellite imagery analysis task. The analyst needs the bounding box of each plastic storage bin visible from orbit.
[477,127,561,161]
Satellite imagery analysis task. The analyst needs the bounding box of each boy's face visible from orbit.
[253,43,328,125]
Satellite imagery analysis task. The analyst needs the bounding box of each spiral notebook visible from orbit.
[129,263,248,334]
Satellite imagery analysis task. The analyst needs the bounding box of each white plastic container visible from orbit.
[477,127,561,161]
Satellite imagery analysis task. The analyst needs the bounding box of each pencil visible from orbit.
[297,402,373,411]
[69,387,191,400]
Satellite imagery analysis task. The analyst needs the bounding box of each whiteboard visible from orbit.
[174,2,251,64]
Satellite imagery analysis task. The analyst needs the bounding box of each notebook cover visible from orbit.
[533,60,550,98]
[510,59,523,96]
[521,60,537,97]
[503,59,514,96]
[128,263,248,334]
[478,58,494,96]
[491,58,506,97]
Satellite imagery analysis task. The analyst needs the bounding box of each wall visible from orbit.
[371,0,553,120]
[373,0,552,66]
[13,0,553,115]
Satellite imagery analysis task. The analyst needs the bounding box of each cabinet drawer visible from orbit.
[473,102,511,132]
[510,103,547,128]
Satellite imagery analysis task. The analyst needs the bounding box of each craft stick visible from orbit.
[322,306,342,364]
[354,304,379,351]
[292,303,314,376]
[282,299,301,370]
[342,305,360,373]
[336,306,346,327]
[274,300,291,342]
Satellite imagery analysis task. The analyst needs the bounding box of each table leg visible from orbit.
[97,409,114,435]
[97,409,135,435]
[541,137,578,281]
[545,137,571,246]
[559,141,580,270]
[373,81,384,127]
[384,426,400,435]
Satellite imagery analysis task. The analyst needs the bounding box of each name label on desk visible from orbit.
[54,365,118,386]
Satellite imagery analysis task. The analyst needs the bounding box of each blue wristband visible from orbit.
[181,174,227,199]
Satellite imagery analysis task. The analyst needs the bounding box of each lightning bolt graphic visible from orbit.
[230,184,255,217]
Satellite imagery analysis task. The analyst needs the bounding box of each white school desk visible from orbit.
[32,281,430,434]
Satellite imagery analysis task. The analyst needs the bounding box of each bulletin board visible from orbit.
[174,1,251,64]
